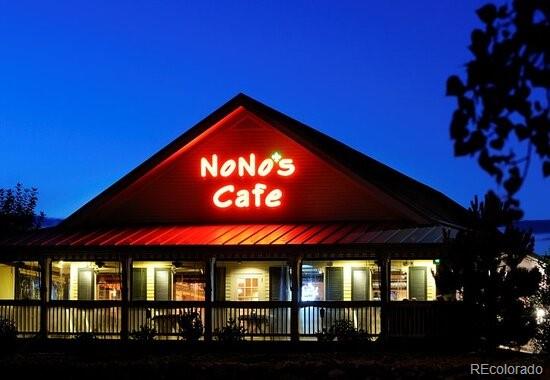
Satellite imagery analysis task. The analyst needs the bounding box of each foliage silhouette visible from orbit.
[0,318,17,342]
[213,318,246,343]
[447,0,550,204]
[434,191,541,349]
[534,256,550,352]
[0,183,44,236]
[130,324,157,342]
[315,319,370,343]
[177,310,203,341]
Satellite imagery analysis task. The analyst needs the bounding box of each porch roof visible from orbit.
[0,223,456,248]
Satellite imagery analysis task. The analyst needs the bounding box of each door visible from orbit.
[132,268,147,301]
[154,268,171,301]
[352,268,370,301]
[269,266,290,301]
[325,267,344,301]
[408,266,427,301]
[78,269,94,300]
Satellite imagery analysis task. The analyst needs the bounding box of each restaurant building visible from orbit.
[0,94,469,341]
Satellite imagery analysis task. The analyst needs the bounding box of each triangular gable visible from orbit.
[62,94,465,228]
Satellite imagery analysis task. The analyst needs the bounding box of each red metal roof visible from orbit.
[0,223,455,248]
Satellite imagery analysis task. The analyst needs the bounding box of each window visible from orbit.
[96,273,122,300]
[15,264,41,300]
[390,269,408,301]
[51,261,122,301]
[372,266,412,300]
[301,265,324,301]
[236,277,259,301]
[51,261,71,300]
[173,270,205,301]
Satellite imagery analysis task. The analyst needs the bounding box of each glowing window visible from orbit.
[236,277,260,301]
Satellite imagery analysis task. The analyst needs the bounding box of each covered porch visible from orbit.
[0,224,469,342]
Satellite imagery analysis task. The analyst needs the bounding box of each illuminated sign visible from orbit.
[200,152,295,209]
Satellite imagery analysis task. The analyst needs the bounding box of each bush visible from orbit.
[74,331,97,344]
[130,324,157,342]
[178,310,203,342]
[73,332,99,357]
[315,327,335,342]
[0,318,17,355]
[0,318,17,341]
[316,319,370,343]
[536,317,550,353]
[214,318,246,343]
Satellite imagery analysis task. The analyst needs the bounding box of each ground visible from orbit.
[1,343,549,380]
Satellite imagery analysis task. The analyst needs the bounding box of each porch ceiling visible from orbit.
[0,223,457,248]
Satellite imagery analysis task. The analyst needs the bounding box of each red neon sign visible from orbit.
[200,152,295,209]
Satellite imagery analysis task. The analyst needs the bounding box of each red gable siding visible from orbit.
[74,107,420,226]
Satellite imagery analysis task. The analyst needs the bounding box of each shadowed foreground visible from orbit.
[0,344,547,380]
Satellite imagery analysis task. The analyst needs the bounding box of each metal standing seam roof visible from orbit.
[0,223,455,248]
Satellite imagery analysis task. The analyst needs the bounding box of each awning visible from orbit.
[0,223,456,247]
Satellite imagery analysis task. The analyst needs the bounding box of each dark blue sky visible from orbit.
[1,1,548,224]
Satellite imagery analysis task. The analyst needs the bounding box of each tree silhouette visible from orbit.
[446,0,550,203]
[0,183,44,237]
[435,191,541,349]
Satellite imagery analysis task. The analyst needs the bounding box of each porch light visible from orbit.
[536,308,546,324]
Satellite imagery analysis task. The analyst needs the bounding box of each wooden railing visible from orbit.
[299,301,381,337]
[47,301,122,338]
[386,301,470,338]
[213,301,291,340]
[129,301,205,340]
[0,300,40,337]
[0,299,469,341]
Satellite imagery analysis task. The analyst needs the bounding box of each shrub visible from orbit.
[0,318,17,341]
[536,317,550,353]
[130,324,157,342]
[316,319,370,343]
[0,318,17,355]
[214,318,246,343]
[178,310,203,342]
[74,331,97,344]
[315,327,335,342]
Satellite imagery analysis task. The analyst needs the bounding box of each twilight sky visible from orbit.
[1,1,548,224]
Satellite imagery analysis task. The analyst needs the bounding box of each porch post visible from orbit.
[290,256,302,342]
[120,257,132,341]
[204,257,215,342]
[379,254,390,340]
[39,257,51,340]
